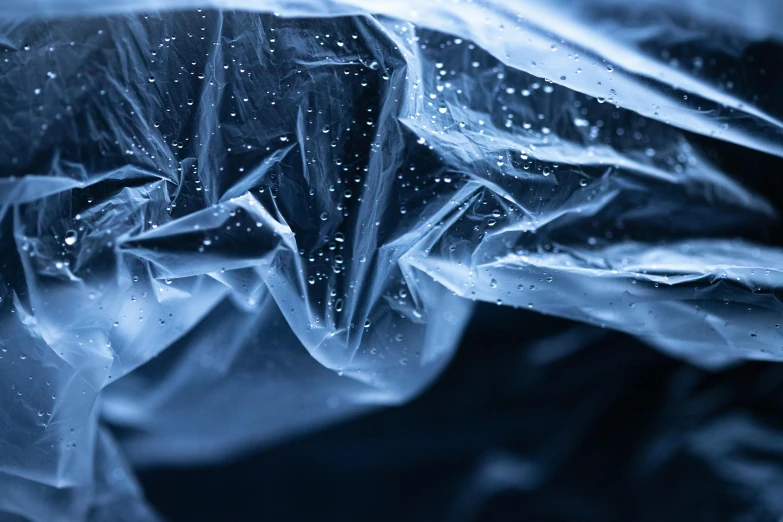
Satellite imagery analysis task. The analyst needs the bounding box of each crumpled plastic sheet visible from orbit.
[0,0,782,520]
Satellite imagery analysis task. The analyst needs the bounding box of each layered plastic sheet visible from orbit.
[1,1,783,520]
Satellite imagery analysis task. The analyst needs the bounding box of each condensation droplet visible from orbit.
[64,230,77,246]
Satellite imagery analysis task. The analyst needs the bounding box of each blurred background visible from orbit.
[137,302,783,521]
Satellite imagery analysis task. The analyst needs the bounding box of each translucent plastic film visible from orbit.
[1,1,782,520]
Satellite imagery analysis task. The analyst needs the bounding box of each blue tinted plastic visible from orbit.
[1,1,782,520]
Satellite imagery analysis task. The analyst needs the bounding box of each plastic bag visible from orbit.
[1,2,782,520]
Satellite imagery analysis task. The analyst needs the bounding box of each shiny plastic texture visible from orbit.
[1,1,782,520]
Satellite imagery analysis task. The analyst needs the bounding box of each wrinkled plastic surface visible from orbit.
[1,1,782,520]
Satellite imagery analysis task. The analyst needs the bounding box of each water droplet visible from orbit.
[64,230,77,246]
